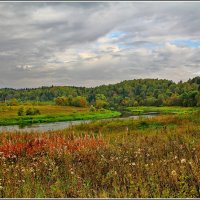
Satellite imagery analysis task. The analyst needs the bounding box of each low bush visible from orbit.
[18,107,41,116]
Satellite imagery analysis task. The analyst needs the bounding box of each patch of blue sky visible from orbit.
[107,31,126,39]
[117,42,162,50]
[171,39,200,47]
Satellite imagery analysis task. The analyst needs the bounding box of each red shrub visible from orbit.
[0,133,104,158]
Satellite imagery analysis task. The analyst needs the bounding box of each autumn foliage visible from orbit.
[0,133,104,158]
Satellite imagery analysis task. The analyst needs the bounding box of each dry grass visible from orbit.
[0,112,200,198]
[0,105,88,118]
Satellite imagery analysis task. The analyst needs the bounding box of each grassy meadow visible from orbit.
[0,104,120,126]
[0,107,200,198]
[126,106,197,115]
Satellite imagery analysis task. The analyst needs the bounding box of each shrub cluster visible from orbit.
[17,107,40,116]
[55,96,87,107]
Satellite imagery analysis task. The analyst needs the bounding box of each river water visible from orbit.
[0,113,159,133]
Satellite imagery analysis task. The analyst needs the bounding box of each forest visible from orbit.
[0,77,200,108]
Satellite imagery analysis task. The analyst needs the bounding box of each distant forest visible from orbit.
[0,77,200,107]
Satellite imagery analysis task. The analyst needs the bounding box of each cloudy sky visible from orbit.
[0,2,200,88]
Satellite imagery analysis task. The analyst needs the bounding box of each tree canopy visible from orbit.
[0,77,200,107]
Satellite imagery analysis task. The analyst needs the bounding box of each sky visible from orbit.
[0,2,200,88]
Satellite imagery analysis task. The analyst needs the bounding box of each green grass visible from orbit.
[0,105,120,126]
[0,110,121,126]
[126,106,199,115]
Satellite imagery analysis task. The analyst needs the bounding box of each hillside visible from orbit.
[0,77,200,107]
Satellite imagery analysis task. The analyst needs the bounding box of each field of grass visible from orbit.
[0,105,121,126]
[0,109,200,198]
[126,106,199,115]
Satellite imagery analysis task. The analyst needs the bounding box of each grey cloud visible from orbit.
[0,2,200,88]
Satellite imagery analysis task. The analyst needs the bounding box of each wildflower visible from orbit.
[174,156,178,159]
[171,170,177,177]
[131,162,136,166]
[181,158,186,164]
[0,186,3,190]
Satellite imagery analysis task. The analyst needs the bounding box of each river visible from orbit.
[0,112,159,133]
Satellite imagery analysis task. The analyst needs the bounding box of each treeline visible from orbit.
[0,77,200,107]
[54,96,87,107]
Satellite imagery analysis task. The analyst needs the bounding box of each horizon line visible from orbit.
[1,76,199,90]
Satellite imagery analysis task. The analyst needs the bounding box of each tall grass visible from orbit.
[0,113,199,197]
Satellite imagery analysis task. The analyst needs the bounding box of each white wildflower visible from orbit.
[181,158,186,164]
[131,162,136,166]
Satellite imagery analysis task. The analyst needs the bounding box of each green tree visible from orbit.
[55,96,69,106]
[7,98,19,106]
[95,99,108,109]
[96,94,107,101]
[71,96,87,107]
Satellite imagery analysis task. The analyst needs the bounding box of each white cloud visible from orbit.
[16,65,33,70]
[79,52,97,60]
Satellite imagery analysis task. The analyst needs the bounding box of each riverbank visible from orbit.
[126,106,199,115]
[0,105,199,127]
[0,105,121,126]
